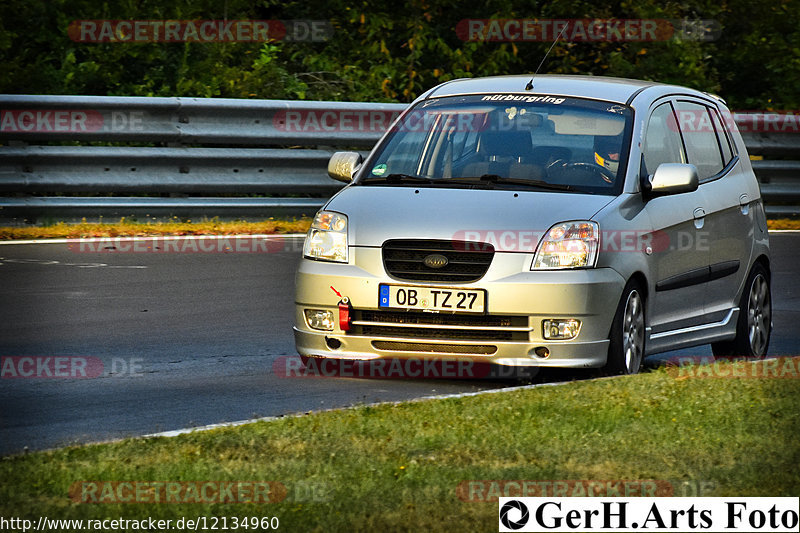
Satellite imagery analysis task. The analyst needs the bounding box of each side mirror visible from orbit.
[327,152,362,183]
[645,163,699,197]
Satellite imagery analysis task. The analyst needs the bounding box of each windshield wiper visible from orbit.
[445,174,574,191]
[361,173,576,192]
[360,173,438,185]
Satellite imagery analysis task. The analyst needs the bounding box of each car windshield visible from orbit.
[358,94,633,195]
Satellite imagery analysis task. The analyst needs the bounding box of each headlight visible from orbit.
[532,221,599,269]
[303,210,348,262]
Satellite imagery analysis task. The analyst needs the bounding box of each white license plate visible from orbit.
[378,284,486,313]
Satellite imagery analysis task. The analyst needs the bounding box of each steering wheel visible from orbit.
[546,159,616,184]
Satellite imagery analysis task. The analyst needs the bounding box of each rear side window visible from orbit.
[709,107,735,165]
[674,101,724,180]
[642,102,685,176]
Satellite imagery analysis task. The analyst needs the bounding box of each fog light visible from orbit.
[543,319,581,340]
[305,309,335,331]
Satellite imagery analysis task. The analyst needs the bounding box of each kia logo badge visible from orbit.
[423,254,449,269]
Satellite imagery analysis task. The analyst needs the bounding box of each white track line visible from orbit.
[16,355,796,453]
[10,378,586,455]
[7,379,584,455]
[144,376,614,439]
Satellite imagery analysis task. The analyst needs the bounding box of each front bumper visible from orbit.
[294,247,625,368]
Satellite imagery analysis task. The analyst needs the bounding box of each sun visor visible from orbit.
[549,112,626,135]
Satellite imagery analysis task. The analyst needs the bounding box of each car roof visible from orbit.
[422,74,673,105]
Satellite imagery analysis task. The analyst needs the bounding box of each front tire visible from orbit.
[604,280,646,375]
[711,263,771,359]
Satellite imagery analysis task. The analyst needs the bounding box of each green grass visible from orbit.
[0,217,312,240]
[1,360,799,532]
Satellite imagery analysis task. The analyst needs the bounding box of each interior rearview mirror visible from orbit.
[327,152,363,183]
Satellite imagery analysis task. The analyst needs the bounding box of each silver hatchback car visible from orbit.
[294,75,771,375]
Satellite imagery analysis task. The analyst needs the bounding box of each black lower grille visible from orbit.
[352,310,529,342]
[359,310,519,328]
[371,341,497,355]
[382,239,494,282]
[361,325,512,341]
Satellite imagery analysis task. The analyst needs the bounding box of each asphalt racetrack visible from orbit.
[1,233,798,455]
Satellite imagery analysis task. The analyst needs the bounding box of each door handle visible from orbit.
[693,207,706,229]
[739,193,750,215]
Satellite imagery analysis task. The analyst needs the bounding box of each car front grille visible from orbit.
[351,310,530,342]
[382,239,494,282]
[371,341,497,355]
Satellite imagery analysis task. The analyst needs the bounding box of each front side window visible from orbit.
[642,102,686,177]
[359,94,633,195]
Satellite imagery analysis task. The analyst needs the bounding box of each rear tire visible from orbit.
[604,280,646,375]
[711,263,771,359]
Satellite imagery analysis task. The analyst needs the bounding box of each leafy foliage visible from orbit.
[0,0,797,108]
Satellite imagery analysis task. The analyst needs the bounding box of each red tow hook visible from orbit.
[338,297,352,332]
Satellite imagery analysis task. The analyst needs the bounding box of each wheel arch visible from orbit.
[607,270,649,339]
[752,254,771,279]
[628,270,649,302]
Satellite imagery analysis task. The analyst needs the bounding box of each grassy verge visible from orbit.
[1,217,798,241]
[769,218,800,230]
[0,217,313,240]
[1,360,798,532]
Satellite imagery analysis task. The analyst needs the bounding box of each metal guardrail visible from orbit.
[0,95,404,146]
[0,95,798,220]
[0,147,347,194]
